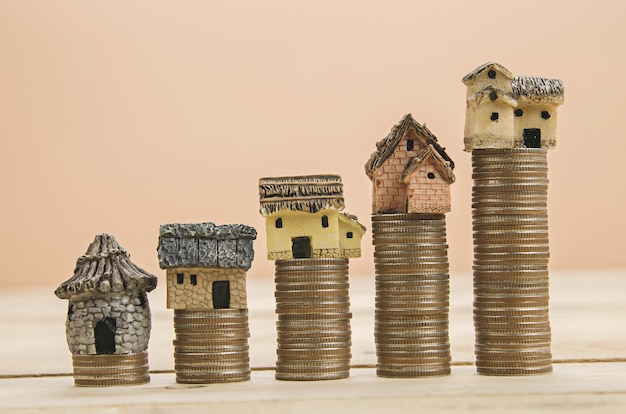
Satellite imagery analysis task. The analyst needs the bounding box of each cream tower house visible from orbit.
[462,62,564,151]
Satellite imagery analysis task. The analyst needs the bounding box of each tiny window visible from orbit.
[190,274,197,286]
[139,293,146,307]
[489,91,498,101]
[488,69,496,79]
[427,172,436,180]
[541,111,551,119]
[176,273,184,284]
[321,215,329,228]
[407,139,414,151]
[514,109,523,117]
[67,304,74,317]
[491,112,499,121]
[275,218,283,228]
[346,232,353,239]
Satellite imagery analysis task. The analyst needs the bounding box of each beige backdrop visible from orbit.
[1,1,625,288]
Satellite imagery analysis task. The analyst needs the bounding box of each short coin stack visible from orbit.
[274,258,352,381]
[472,148,552,376]
[72,352,150,387]
[372,213,451,378]
[173,309,250,384]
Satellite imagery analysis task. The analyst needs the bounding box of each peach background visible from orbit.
[1,1,625,288]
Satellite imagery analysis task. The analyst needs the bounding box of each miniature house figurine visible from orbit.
[462,61,564,151]
[158,222,256,310]
[259,175,365,260]
[55,234,157,386]
[365,114,455,214]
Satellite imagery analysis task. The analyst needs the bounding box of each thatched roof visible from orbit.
[512,76,564,104]
[259,175,345,216]
[400,145,456,184]
[55,234,157,300]
[158,222,256,270]
[462,61,514,85]
[365,114,454,177]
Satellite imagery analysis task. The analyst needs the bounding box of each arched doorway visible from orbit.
[94,318,116,354]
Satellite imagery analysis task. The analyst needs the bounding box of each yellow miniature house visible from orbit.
[259,175,365,260]
[462,62,564,151]
[365,114,455,215]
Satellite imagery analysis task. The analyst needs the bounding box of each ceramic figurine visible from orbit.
[55,234,157,386]
[462,61,564,151]
[259,175,364,380]
[463,62,564,376]
[366,114,455,378]
[157,222,256,384]
[259,175,365,260]
[365,114,455,215]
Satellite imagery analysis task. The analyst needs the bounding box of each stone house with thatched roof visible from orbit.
[462,61,564,151]
[365,114,455,215]
[55,234,157,356]
[259,175,365,260]
[157,222,256,310]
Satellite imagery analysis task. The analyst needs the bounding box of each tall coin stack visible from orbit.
[364,113,456,378]
[461,61,563,376]
[274,258,352,380]
[372,214,451,377]
[173,309,250,383]
[472,148,552,375]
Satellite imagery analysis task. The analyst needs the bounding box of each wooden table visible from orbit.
[1,269,625,412]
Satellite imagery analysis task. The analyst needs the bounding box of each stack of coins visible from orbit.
[472,148,552,376]
[372,213,451,378]
[274,258,352,381]
[173,309,250,384]
[72,352,149,387]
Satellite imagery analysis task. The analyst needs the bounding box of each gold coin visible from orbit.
[74,375,150,387]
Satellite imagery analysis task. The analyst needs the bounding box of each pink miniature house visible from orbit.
[365,114,455,214]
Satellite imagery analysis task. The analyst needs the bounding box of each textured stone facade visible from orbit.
[65,292,151,355]
[342,248,361,258]
[166,268,247,310]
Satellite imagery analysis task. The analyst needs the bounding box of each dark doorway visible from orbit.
[94,318,116,354]
[523,128,541,148]
[212,281,231,309]
[292,237,312,258]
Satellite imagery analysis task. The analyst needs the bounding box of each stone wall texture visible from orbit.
[167,268,247,310]
[65,292,151,355]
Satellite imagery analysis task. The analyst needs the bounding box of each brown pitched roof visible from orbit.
[400,145,455,184]
[512,76,564,104]
[462,61,514,85]
[259,175,345,216]
[364,113,454,177]
[55,234,157,299]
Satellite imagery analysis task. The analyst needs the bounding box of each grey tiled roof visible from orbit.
[157,223,257,270]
